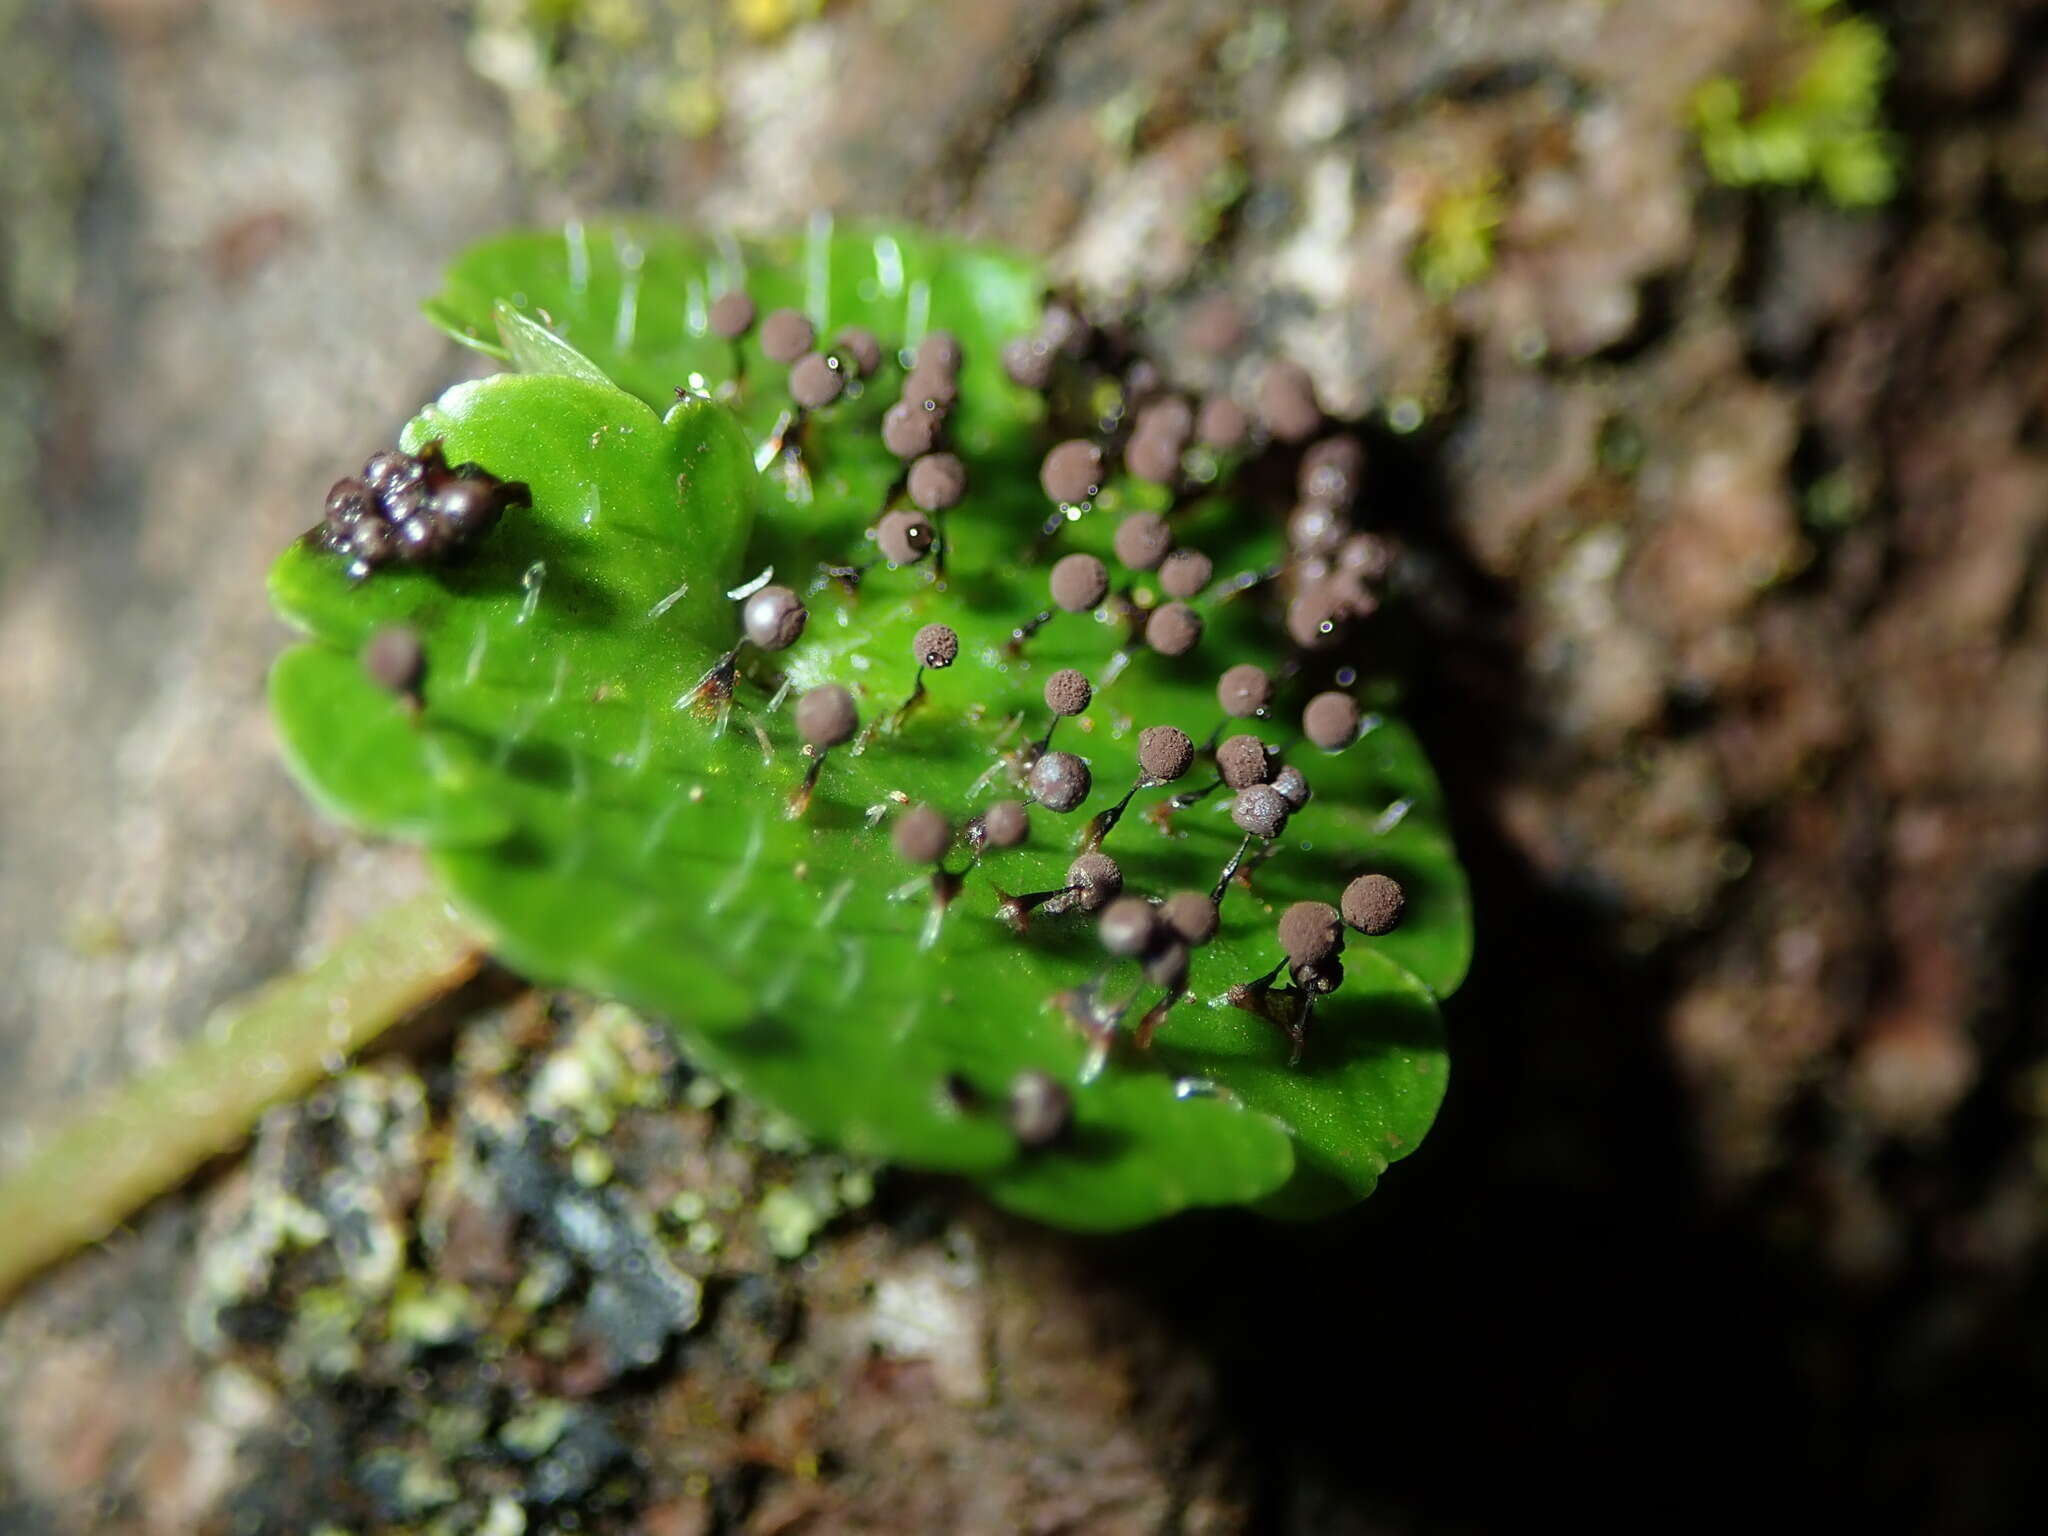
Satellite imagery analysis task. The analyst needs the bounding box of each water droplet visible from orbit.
[872,233,905,298]
[614,248,643,351]
[517,561,546,625]
[905,277,931,348]
[726,567,776,601]
[564,217,590,295]
[804,208,834,324]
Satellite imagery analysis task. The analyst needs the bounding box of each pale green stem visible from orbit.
[0,892,486,1303]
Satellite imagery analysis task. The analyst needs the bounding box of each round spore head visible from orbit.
[1158,548,1212,600]
[893,804,951,865]
[1216,734,1272,789]
[1145,939,1192,991]
[789,352,845,409]
[881,400,942,460]
[1113,512,1173,572]
[1279,901,1344,967]
[708,290,756,340]
[1049,553,1109,614]
[1145,602,1202,657]
[1123,428,1183,486]
[430,477,500,538]
[345,515,394,568]
[1296,956,1344,994]
[916,330,963,374]
[1337,531,1395,581]
[1327,567,1381,622]
[1258,359,1322,442]
[1137,725,1195,783]
[1341,872,1407,936]
[1133,396,1194,448]
[742,584,808,651]
[1040,439,1105,504]
[1183,292,1246,354]
[982,799,1029,850]
[794,684,858,749]
[875,509,936,566]
[1042,667,1092,717]
[1065,852,1122,910]
[834,325,883,376]
[907,452,967,512]
[1039,299,1091,358]
[1287,501,1348,558]
[1002,335,1056,390]
[1195,395,1249,451]
[380,477,427,525]
[1286,585,1349,650]
[902,364,959,411]
[362,625,425,696]
[1215,663,1272,718]
[1008,1071,1072,1150]
[1161,890,1219,948]
[1029,749,1092,813]
[760,307,815,363]
[1124,358,1164,402]
[912,622,959,669]
[1098,896,1160,958]
[325,477,375,528]
[1232,783,1291,839]
[1272,764,1312,810]
[1303,691,1362,751]
[361,449,418,496]
[1299,434,1366,509]
[393,513,451,563]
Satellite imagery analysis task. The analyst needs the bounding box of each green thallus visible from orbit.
[267,221,1472,1229]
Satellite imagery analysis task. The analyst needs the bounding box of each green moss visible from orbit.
[389,1272,480,1349]
[1691,0,1897,208]
[499,1399,574,1459]
[757,1183,830,1260]
[1219,9,1289,74]
[1412,174,1504,300]
[284,1284,368,1380]
[1596,416,1646,479]
[425,1402,494,1461]
[1095,84,1155,157]
[1803,468,1866,530]
[465,0,776,164]
[1187,157,1251,248]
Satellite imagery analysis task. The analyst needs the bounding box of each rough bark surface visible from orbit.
[5,0,2048,1531]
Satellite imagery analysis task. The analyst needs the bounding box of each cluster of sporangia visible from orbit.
[317,441,531,581]
[332,288,1408,1150]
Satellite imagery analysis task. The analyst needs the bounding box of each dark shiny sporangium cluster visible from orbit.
[318,440,530,581]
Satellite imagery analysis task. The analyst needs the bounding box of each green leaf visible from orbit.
[493,299,615,386]
[272,222,1470,1228]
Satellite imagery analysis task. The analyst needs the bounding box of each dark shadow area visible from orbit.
[1112,242,2048,1531]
